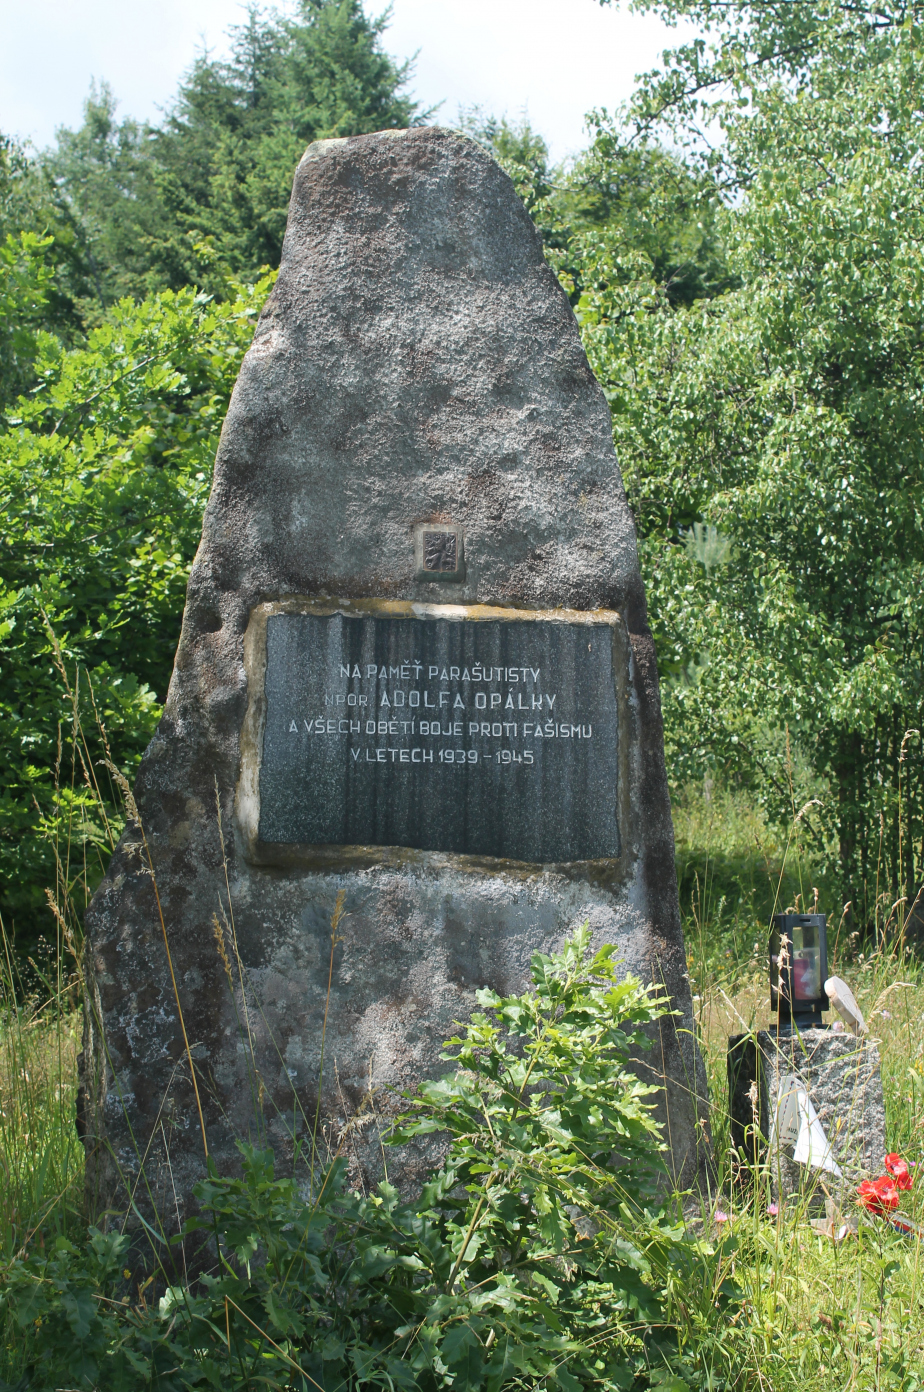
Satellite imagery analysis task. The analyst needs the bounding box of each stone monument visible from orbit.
[81,127,709,1221]
[728,1028,886,1204]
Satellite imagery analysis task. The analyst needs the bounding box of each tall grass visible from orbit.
[0,925,84,1259]
[1,669,923,1388]
[684,940,924,1390]
[677,772,924,1390]
[0,645,118,1260]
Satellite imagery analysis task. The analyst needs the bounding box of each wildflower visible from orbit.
[857,1176,900,1216]
[767,1202,779,1216]
[884,1153,913,1191]
[714,1209,730,1224]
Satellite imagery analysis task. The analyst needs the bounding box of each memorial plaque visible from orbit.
[258,609,620,863]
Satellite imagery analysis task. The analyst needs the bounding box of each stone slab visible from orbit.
[728,1029,886,1204]
[255,603,621,862]
[80,127,710,1227]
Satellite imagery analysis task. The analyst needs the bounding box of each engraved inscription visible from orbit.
[257,612,620,862]
[423,530,457,572]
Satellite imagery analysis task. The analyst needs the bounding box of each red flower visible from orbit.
[858,1176,900,1215]
[884,1153,913,1191]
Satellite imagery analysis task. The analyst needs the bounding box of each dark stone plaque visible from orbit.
[258,612,620,862]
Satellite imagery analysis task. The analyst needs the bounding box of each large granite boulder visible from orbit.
[81,127,710,1222]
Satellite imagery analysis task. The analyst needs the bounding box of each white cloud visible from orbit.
[2,0,240,147]
[374,1,691,163]
[2,0,690,159]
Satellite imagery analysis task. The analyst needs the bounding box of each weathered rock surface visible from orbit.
[81,127,710,1223]
[728,1028,886,1204]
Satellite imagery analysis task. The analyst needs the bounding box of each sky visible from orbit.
[1,0,692,164]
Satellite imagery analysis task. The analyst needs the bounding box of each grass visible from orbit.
[676,776,924,1390]
[686,946,924,1389]
[0,935,83,1263]
[1,774,923,1389]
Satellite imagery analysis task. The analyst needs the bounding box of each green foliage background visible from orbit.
[2,0,924,943]
[0,263,273,929]
[0,0,420,944]
[441,2,924,929]
[580,0,924,921]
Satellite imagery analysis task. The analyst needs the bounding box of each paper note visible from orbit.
[770,1073,802,1148]
[792,1090,842,1176]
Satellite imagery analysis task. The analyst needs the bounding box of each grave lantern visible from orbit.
[770,913,828,1027]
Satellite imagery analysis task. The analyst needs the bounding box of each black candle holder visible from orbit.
[770,913,828,1028]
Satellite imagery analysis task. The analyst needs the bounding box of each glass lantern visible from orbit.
[770,913,828,1027]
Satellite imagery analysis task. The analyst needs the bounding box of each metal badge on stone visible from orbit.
[415,522,464,581]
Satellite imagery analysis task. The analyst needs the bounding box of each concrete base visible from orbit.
[728,1028,886,1205]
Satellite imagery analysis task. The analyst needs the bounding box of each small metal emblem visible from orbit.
[415,523,464,581]
[423,531,457,572]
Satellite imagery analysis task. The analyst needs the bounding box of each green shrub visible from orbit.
[0,268,273,945]
[0,927,727,1390]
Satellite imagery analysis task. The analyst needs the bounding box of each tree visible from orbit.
[0,250,274,942]
[0,134,89,375]
[459,108,732,310]
[582,1,924,921]
[0,231,54,412]
[43,1,425,299]
[39,83,159,316]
